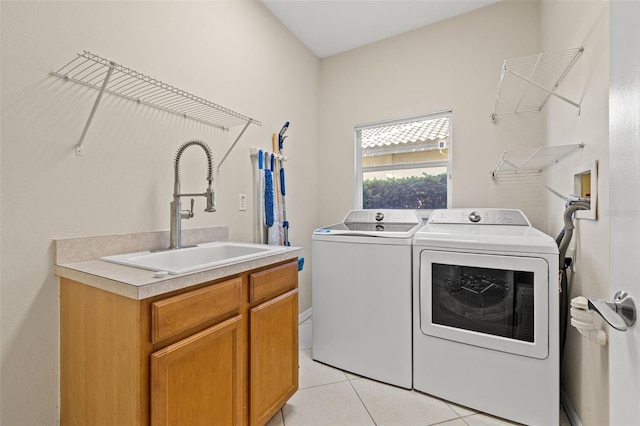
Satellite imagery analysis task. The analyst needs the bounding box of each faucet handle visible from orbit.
[180,198,195,219]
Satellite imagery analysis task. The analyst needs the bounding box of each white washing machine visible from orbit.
[413,209,559,425]
[312,209,423,389]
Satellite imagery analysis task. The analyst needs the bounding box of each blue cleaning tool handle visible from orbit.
[279,122,289,150]
[258,150,263,169]
[280,168,285,196]
[270,154,275,171]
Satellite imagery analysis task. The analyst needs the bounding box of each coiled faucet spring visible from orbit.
[173,140,214,192]
[170,140,216,249]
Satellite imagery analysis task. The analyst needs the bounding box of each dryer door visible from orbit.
[419,250,549,359]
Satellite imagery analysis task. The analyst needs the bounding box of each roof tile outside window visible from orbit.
[361,116,450,149]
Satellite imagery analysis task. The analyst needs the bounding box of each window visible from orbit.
[355,111,451,212]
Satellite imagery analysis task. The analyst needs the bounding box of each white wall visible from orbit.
[318,1,542,226]
[0,1,319,424]
[540,2,610,425]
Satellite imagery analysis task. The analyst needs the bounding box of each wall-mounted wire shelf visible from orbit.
[51,51,261,156]
[491,143,584,179]
[491,47,584,122]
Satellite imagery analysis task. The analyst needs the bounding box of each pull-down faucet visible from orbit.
[170,140,216,249]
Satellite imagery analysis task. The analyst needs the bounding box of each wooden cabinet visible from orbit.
[151,316,243,426]
[151,277,242,344]
[247,260,299,425]
[250,290,298,425]
[60,259,299,426]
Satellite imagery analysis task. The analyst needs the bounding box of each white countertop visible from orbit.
[53,227,302,300]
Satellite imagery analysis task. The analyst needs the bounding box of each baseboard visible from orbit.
[299,307,312,324]
[561,388,582,426]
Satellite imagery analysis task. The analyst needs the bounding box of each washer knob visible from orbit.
[375,212,384,221]
[468,211,482,223]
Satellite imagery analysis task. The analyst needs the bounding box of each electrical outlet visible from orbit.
[238,193,247,211]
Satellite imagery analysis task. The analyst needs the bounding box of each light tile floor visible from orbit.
[267,319,572,426]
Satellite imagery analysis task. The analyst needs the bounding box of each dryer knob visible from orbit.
[375,212,384,221]
[469,211,482,223]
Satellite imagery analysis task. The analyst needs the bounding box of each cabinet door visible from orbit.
[151,315,242,426]
[250,289,299,426]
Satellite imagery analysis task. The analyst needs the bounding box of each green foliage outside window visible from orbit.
[363,173,447,210]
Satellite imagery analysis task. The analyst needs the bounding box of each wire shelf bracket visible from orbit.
[491,47,584,122]
[491,143,585,180]
[51,51,261,156]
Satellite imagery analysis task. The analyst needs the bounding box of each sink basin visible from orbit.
[100,242,287,275]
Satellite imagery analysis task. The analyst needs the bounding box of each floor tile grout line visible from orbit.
[298,344,469,426]
[346,376,468,426]
[428,417,467,426]
[347,377,378,426]
[297,377,352,391]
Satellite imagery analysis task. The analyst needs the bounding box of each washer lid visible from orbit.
[314,209,423,238]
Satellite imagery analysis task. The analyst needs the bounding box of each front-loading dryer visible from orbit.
[412,209,559,425]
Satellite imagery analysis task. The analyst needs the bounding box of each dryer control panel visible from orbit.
[428,209,530,226]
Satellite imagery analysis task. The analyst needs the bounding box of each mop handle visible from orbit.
[279,121,289,150]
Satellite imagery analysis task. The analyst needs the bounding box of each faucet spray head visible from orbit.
[205,185,216,212]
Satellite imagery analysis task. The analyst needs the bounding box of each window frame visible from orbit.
[354,110,453,213]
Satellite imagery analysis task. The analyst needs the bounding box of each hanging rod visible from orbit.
[491,47,584,121]
[51,51,261,155]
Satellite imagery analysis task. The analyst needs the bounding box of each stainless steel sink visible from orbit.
[100,242,287,275]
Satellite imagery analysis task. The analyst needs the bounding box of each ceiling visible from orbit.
[261,0,501,58]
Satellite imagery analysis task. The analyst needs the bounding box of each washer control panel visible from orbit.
[428,209,530,226]
[344,209,421,224]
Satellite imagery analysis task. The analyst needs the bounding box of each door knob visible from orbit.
[588,291,636,331]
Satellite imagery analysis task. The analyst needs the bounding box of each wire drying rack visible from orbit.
[51,51,261,156]
[491,47,584,121]
[491,143,584,180]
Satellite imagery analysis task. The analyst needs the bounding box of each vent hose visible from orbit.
[558,200,591,360]
[558,201,591,267]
